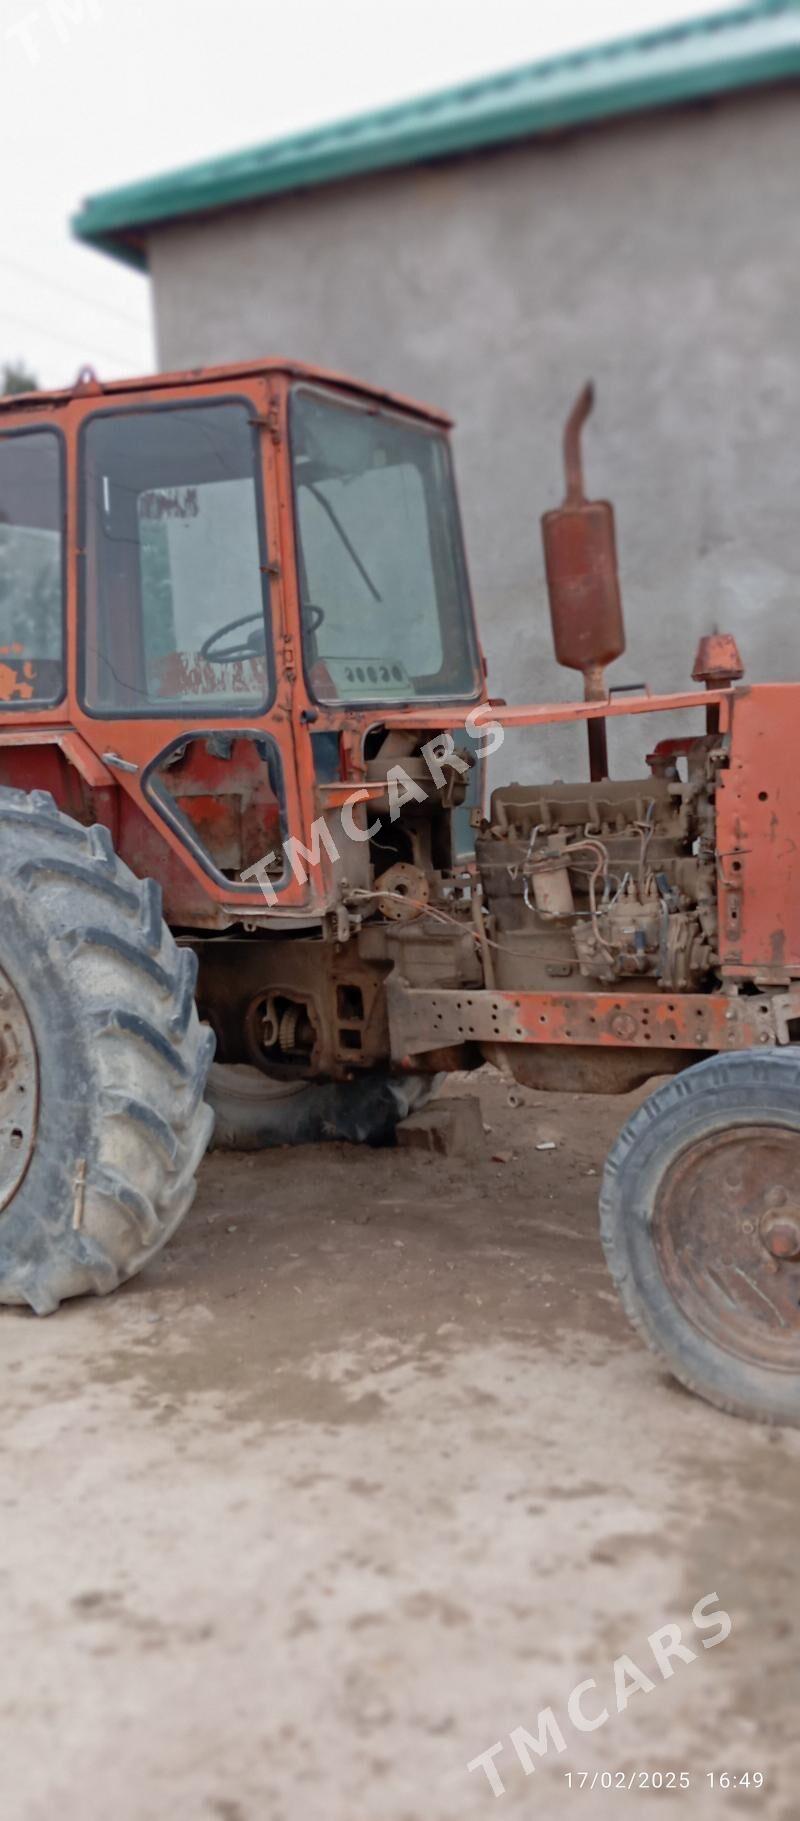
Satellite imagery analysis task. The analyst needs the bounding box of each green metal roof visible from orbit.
[73,0,800,271]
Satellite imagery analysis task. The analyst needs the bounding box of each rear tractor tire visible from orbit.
[207,1061,440,1151]
[600,1050,800,1426]
[0,789,214,1314]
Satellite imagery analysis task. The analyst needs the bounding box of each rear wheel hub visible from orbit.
[653,1127,800,1371]
[0,966,38,1211]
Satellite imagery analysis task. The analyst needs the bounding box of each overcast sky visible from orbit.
[1,0,735,387]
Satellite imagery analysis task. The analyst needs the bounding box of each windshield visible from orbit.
[290,387,480,704]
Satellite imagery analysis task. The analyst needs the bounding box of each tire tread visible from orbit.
[0,790,215,1312]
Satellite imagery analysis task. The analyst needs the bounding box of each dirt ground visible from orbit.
[1,1071,798,1821]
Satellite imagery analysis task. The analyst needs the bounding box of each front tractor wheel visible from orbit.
[600,1051,800,1425]
[0,789,214,1314]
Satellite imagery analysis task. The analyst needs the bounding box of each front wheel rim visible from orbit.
[652,1125,800,1372]
[0,965,39,1212]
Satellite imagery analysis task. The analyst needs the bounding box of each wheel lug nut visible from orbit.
[765,1185,789,1210]
[761,1216,800,1260]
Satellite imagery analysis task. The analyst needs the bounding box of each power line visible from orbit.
[0,306,139,373]
[0,253,150,332]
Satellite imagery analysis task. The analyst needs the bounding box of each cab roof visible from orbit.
[0,356,452,428]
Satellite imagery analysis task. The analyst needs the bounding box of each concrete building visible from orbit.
[74,1,800,777]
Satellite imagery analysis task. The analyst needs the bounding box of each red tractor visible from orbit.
[0,357,797,1425]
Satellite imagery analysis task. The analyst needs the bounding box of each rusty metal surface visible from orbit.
[0,966,38,1212]
[691,633,744,736]
[477,766,716,994]
[716,685,800,980]
[540,382,626,782]
[653,1127,800,1367]
[562,383,593,508]
[387,979,800,1059]
[0,356,453,429]
[149,734,284,879]
[541,382,625,678]
[195,933,391,1080]
[374,863,430,922]
[371,688,736,735]
[691,632,744,686]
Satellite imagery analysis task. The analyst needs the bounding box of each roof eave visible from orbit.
[71,3,800,266]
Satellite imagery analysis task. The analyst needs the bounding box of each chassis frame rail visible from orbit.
[387,982,800,1058]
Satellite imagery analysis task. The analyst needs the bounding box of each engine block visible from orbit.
[476,760,719,995]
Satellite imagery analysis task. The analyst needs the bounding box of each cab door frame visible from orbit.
[66,373,321,921]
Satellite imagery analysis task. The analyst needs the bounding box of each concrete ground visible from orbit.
[2,1073,798,1821]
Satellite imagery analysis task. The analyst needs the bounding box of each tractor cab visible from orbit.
[0,361,484,924]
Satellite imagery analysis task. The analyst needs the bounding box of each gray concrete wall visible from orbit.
[148,86,800,779]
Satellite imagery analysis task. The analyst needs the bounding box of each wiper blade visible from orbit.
[306,481,382,603]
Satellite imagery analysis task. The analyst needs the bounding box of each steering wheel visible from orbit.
[200,612,266,663]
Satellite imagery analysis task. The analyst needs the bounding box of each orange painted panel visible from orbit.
[716,684,800,977]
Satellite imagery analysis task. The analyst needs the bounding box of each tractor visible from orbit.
[0,356,798,1426]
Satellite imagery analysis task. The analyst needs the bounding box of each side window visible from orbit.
[81,402,272,714]
[0,430,63,705]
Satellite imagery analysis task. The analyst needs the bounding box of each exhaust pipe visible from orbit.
[541,383,626,781]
